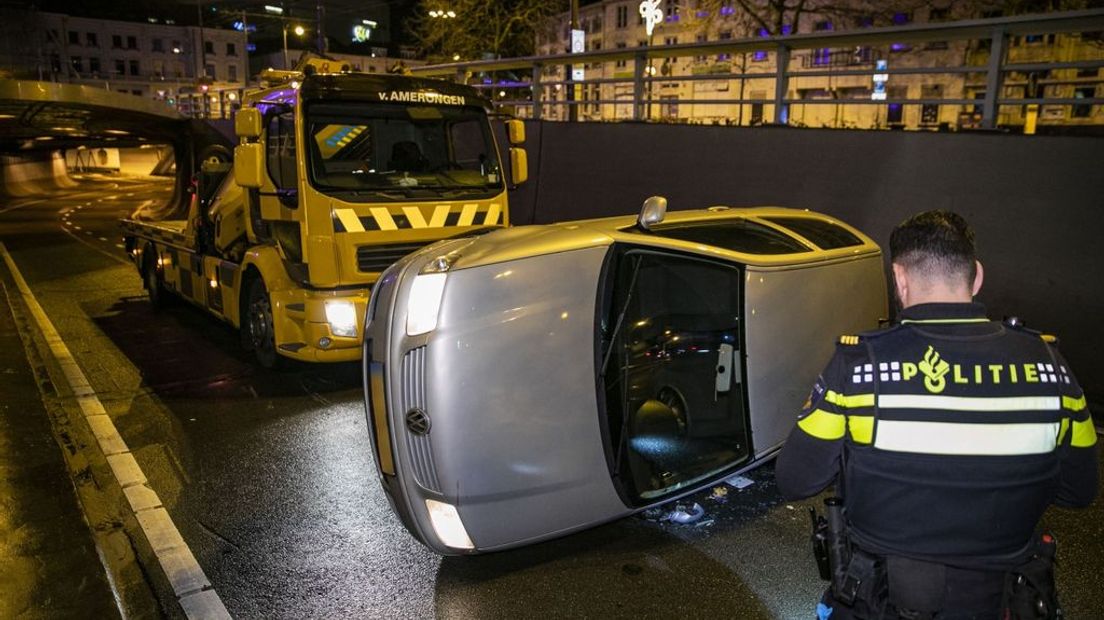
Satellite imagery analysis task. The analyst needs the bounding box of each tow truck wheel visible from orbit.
[245,278,282,369]
[143,248,166,310]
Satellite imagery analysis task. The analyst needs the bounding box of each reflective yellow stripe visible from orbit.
[429,204,450,228]
[369,207,397,231]
[1058,418,1070,445]
[483,203,501,226]
[458,203,479,226]
[1062,395,1087,412]
[1071,418,1097,448]
[335,208,365,233]
[825,391,875,409]
[402,206,428,229]
[798,409,846,441]
[848,415,874,444]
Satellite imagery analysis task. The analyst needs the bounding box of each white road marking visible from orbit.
[115,244,125,249]
[0,243,230,620]
[0,198,49,214]
[98,237,108,242]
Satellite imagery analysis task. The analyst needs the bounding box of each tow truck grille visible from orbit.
[357,243,430,273]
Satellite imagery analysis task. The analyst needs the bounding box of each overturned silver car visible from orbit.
[363,199,886,554]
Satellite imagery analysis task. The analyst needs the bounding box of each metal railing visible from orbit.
[410,9,1104,129]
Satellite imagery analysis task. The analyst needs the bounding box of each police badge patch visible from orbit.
[798,375,828,419]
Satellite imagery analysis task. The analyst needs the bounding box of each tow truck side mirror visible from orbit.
[234,143,264,189]
[235,108,263,139]
[505,119,525,145]
[509,147,528,186]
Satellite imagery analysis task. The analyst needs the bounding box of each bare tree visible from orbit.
[411,0,569,62]
[695,0,937,36]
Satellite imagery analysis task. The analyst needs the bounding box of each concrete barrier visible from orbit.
[511,121,1104,406]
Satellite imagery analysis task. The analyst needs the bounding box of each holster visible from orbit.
[886,556,945,619]
[1001,534,1061,619]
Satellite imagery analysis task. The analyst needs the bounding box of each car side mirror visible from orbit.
[638,196,668,230]
[509,147,528,186]
[506,119,525,145]
[234,143,264,188]
[235,107,262,139]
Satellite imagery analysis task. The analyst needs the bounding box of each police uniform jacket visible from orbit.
[775,302,1098,569]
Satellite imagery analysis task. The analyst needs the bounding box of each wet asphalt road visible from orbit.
[2,175,1103,619]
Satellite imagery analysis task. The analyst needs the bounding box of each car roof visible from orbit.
[449,206,881,272]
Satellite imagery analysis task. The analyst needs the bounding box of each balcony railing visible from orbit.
[410,9,1104,130]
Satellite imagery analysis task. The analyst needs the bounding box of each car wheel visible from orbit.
[656,387,688,437]
[245,278,282,369]
[143,248,167,309]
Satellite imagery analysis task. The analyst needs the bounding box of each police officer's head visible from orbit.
[889,210,983,308]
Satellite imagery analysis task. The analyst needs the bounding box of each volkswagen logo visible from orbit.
[405,408,431,435]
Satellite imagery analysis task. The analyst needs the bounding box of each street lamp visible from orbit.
[283,23,306,69]
[428,9,456,18]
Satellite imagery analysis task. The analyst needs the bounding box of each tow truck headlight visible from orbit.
[406,273,447,336]
[325,300,358,338]
[425,499,474,550]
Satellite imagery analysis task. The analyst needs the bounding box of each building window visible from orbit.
[695,34,706,62]
[86,32,98,47]
[152,38,164,52]
[228,64,237,81]
[132,89,142,96]
[815,20,832,31]
[856,15,875,28]
[227,42,237,56]
[115,59,125,75]
[665,0,678,18]
[718,30,732,61]
[929,8,950,22]
[89,57,101,74]
[68,31,80,45]
[129,59,140,75]
[616,4,628,29]
[112,34,122,49]
[892,12,912,26]
[127,35,137,50]
[205,64,216,79]
[204,41,215,55]
[49,54,61,73]
[1072,86,1095,118]
[616,41,627,68]
[71,56,83,73]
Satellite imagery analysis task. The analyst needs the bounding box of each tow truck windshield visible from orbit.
[305,102,504,202]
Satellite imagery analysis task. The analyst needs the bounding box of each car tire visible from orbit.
[142,247,167,310]
[244,278,282,369]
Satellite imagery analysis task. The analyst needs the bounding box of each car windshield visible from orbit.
[305,102,504,202]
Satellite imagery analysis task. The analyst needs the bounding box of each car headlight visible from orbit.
[325,300,358,338]
[406,273,447,336]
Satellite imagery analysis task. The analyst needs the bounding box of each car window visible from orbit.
[630,219,810,254]
[761,216,864,250]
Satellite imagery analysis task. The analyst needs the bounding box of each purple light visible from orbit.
[666,14,679,22]
[890,43,909,51]
[696,10,709,18]
[757,28,768,38]
[720,6,734,16]
[753,51,768,61]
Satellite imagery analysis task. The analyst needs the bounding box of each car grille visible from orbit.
[357,243,429,273]
[400,346,441,493]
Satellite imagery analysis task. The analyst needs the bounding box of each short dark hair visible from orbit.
[889,210,977,287]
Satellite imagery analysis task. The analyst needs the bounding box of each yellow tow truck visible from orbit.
[122,60,528,366]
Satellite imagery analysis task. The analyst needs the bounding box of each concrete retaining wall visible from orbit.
[0,151,77,197]
[510,121,1104,405]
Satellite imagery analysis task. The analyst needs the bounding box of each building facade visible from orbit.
[2,9,247,119]
[532,1,1104,131]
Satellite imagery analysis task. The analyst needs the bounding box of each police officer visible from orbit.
[775,210,1098,618]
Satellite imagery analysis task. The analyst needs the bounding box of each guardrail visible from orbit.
[410,9,1104,129]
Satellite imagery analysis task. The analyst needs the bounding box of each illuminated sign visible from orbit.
[639,0,662,36]
[871,59,888,101]
[378,91,467,106]
[353,19,378,43]
[570,29,585,81]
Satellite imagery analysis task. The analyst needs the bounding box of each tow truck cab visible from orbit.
[123,63,528,366]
